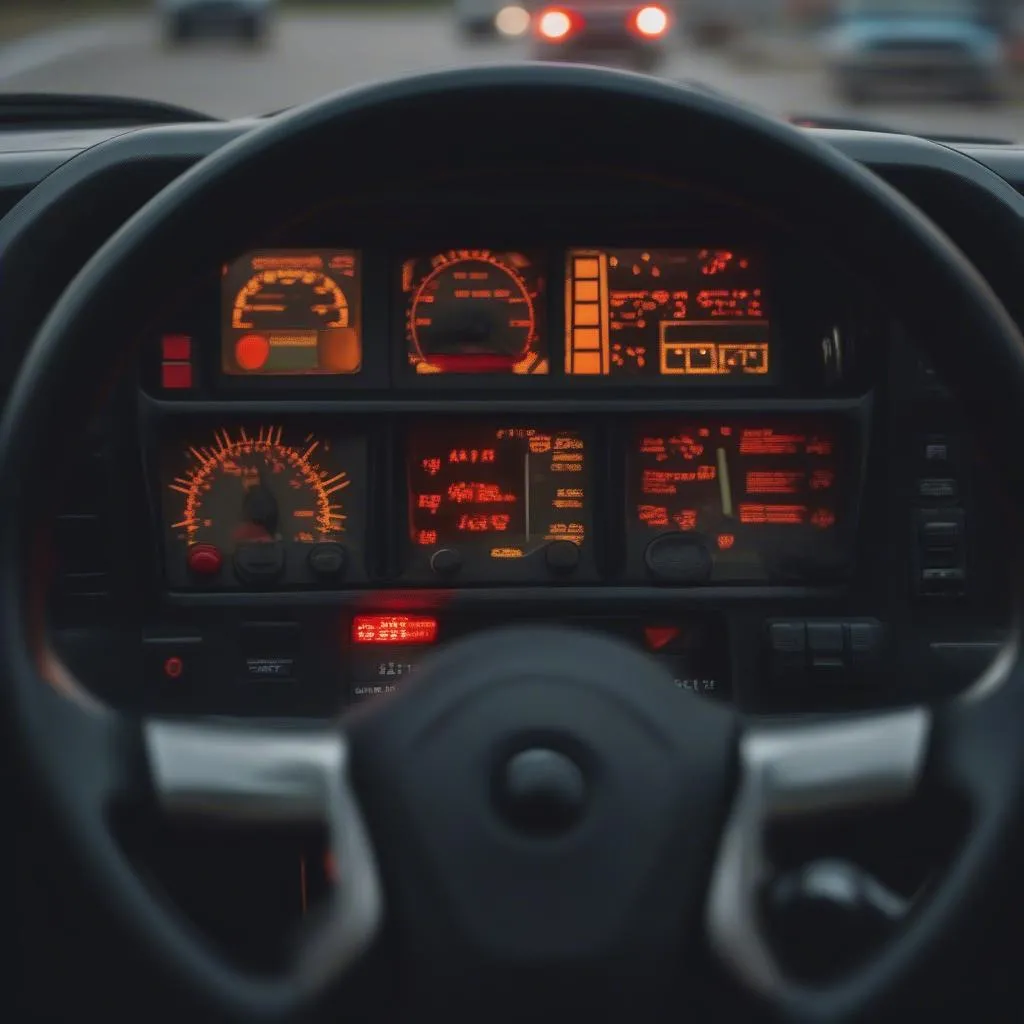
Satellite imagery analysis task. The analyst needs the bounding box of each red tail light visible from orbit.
[536,7,580,41]
[630,5,670,38]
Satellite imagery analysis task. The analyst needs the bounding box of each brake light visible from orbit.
[537,7,578,41]
[631,5,669,38]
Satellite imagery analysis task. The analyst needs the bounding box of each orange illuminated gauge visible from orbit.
[629,419,852,584]
[564,248,770,380]
[162,425,367,589]
[223,251,362,376]
[402,250,548,375]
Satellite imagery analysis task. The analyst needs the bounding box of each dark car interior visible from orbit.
[8,63,1024,1021]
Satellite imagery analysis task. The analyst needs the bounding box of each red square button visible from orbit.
[161,362,192,390]
[161,334,191,361]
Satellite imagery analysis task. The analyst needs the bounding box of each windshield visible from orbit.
[0,1,1022,142]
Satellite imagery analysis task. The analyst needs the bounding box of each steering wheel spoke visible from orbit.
[707,707,931,1000]
[142,719,384,1003]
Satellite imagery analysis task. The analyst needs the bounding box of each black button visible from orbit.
[846,621,883,668]
[430,548,462,578]
[921,567,966,596]
[807,621,845,673]
[240,622,299,682]
[918,478,958,500]
[234,541,285,585]
[545,540,581,574]
[308,542,347,581]
[923,441,949,464]
[767,621,807,681]
[769,622,807,654]
[922,547,958,569]
[495,748,587,836]
[921,521,960,546]
[645,535,713,583]
[807,622,844,654]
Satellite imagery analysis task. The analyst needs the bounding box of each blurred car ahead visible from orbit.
[822,0,1005,103]
[532,2,676,73]
[158,0,276,46]
[454,0,532,40]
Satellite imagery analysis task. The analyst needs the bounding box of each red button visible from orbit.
[162,362,193,390]
[161,334,192,361]
[163,656,184,680]
[187,543,222,576]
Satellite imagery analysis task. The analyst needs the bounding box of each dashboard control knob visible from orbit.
[545,540,581,575]
[645,535,713,583]
[234,541,285,586]
[187,543,222,578]
[308,542,347,581]
[430,547,462,578]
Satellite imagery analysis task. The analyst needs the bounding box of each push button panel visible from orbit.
[766,618,884,684]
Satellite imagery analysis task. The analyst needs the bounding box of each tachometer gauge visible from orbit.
[161,425,367,589]
[402,249,548,375]
[222,251,362,376]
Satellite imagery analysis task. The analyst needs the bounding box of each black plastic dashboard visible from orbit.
[0,116,1017,727]
[6,107,1024,1017]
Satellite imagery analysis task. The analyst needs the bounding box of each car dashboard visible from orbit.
[4,112,1024,1001]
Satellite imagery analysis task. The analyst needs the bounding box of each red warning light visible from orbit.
[352,615,438,645]
[163,656,184,680]
[161,334,192,361]
[235,333,271,371]
[643,626,679,651]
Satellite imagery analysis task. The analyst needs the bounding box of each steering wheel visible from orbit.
[4,63,1024,1023]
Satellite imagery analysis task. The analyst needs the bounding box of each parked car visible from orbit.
[822,0,1005,103]
[532,2,676,72]
[454,0,531,40]
[158,0,276,46]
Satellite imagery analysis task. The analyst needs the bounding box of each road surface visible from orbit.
[0,11,1021,140]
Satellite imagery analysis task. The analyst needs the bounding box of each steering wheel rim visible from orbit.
[4,63,1024,1022]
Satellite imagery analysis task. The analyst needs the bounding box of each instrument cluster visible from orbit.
[147,241,870,593]
[149,244,813,397]
[157,413,861,592]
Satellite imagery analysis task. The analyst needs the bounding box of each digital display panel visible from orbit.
[565,248,771,381]
[629,419,854,583]
[400,250,548,375]
[406,424,590,579]
[222,251,362,376]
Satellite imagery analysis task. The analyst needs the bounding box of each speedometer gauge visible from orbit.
[401,249,548,375]
[222,251,362,376]
[161,424,367,589]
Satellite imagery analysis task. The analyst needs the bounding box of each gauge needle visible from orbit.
[717,447,734,519]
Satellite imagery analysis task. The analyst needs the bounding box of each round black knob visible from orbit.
[495,747,587,835]
[308,542,347,581]
[233,540,285,586]
[430,547,462,578]
[644,534,713,583]
[545,539,581,575]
